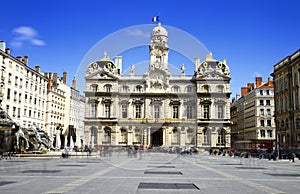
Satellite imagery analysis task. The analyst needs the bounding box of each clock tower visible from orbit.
[149,23,169,71]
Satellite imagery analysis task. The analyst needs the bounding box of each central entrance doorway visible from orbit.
[151,128,163,147]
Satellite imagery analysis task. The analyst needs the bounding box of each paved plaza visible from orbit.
[0,152,300,194]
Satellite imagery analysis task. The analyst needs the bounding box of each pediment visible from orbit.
[85,69,119,79]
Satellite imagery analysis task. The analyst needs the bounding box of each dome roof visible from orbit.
[151,23,168,37]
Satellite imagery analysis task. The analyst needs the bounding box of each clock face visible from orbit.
[92,62,98,69]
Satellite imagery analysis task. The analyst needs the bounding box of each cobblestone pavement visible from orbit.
[0,152,300,194]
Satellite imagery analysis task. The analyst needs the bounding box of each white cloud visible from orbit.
[126,28,148,38]
[31,39,46,46]
[11,26,46,48]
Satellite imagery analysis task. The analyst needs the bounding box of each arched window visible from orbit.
[104,128,111,143]
[120,128,127,143]
[218,129,226,144]
[173,86,180,93]
[91,84,98,92]
[104,84,112,92]
[172,128,179,144]
[186,86,193,93]
[217,85,224,93]
[135,85,142,92]
[202,85,209,93]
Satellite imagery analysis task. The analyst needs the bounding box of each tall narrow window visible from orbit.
[135,105,141,118]
[187,86,193,93]
[104,128,111,143]
[173,105,179,118]
[187,105,193,119]
[120,129,127,143]
[260,109,264,116]
[105,104,110,118]
[7,88,10,99]
[204,105,209,119]
[260,130,266,138]
[91,104,97,117]
[121,105,127,118]
[218,129,226,144]
[260,120,265,127]
[217,105,224,119]
[187,129,194,144]
[266,100,271,106]
[154,105,160,119]
[203,129,209,144]
[106,85,111,92]
[172,128,179,144]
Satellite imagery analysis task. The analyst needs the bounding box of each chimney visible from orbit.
[115,56,122,74]
[44,72,48,78]
[241,87,248,97]
[194,57,200,72]
[35,66,40,73]
[53,73,58,87]
[231,97,236,103]
[5,48,10,55]
[16,56,22,61]
[72,76,77,89]
[256,77,262,88]
[49,72,52,79]
[63,72,67,84]
[0,40,5,51]
[23,56,28,65]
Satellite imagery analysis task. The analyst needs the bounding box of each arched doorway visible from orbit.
[151,128,163,147]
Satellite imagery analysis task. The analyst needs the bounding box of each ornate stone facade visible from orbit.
[84,23,231,150]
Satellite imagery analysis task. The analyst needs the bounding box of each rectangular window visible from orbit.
[260,109,264,116]
[105,104,110,118]
[260,100,264,106]
[204,105,209,119]
[106,86,111,92]
[7,88,10,99]
[135,105,141,118]
[15,76,18,86]
[19,93,21,103]
[267,109,271,116]
[14,91,17,101]
[8,73,12,83]
[121,105,127,118]
[187,105,193,119]
[91,104,97,117]
[260,130,266,138]
[266,90,270,95]
[217,105,224,119]
[24,108,27,117]
[260,90,263,95]
[267,120,271,126]
[13,107,16,117]
[29,109,32,117]
[267,130,273,138]
[187,86,193,93]
[266,100,271,106]
[260,120,265,127]
[17,108,20,118]
[173,105,179,119]
[154,105,160,119]
[6,105,9,115]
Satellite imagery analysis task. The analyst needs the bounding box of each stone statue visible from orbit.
[181,64,185,74]
[130,64,135,74]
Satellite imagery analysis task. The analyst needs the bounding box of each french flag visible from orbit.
[152,16,159,22]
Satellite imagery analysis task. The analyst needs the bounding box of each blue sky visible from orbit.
[1,0,300,97]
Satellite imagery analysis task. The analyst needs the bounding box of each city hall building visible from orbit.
[84,23,231,151]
